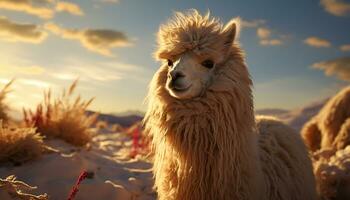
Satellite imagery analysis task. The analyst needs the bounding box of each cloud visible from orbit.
[0,77,55,110]
[99,0,119,3]
[0,78,11,84]
[0,16,47,43]
[241,19,266,28]
[340,44,350,51]
[257,27,271,39]
[304,36,331,48]
[312,57,350,81]
[0,0,54,19]
[256,27,284,46]
[55,1,84,16]
[0,0,86,18]
[45,23,131,56]
[260,39,283,46]
[18,78,52,88]
[320,0,350,16]
[0,65,45,75]
[52,66,122,82]
[48,58,146,84]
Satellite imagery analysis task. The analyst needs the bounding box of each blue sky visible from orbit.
[0,0,349,113]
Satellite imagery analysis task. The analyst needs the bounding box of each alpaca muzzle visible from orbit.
[168,71,189,91]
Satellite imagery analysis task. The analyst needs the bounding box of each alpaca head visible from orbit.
[155,10,241,99]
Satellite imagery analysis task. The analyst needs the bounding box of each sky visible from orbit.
[0,0,349,114]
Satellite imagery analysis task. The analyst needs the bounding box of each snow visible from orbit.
[0,128,155,200]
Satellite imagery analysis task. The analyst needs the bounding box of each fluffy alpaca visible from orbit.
[301,86,350,199]
[144,10,316,200]
[302,86,350,152]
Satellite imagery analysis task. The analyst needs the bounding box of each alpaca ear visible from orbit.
[222,18,240,46]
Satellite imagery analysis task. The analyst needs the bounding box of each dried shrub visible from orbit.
[23,80,98,146]
[0,175,48,200]
[0,121,44,164]
[96,120,108,130]
[110,123,123,132]
[0,80,13,122]
[126,121,150,158]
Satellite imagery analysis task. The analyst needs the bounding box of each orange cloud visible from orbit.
[45,23,131,56]
[256,27,284,46]
[257,27,271,39]
[260,39,283,46]
[312,57,350,81]
[241,19,266,28]
[0,0,85,18]
[0,0,54,19]
[100,0,119,3]
[0,65,45,75]
[320,0,350,16]
[0,16,47,43]
[18,78,52,88]
[55,1,84,16]
[304,37,331,48]
[340,44,350,51]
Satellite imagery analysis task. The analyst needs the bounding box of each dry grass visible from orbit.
[110,123,124,132]
[96,120,108,130]
[23,80,98,146]
[126,121,150,158]
[0,175,48,200]
[0,80,13,122]
[0,121,44,164]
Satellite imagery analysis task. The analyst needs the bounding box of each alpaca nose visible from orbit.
[169,71,185,82]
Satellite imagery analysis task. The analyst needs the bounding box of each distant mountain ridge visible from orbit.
[255,98,328,132]
[111,110,145,117]
[88,98,327,130]
[87,111,143,127]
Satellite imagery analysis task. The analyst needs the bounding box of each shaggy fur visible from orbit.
[313,147,350,200]
[302,86,350,199]
[0,80,13,122]
[0,175,48,199]
[144,10,316,200]
[302,86,350,152]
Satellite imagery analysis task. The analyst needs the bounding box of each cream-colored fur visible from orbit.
[144,10,316,200]
[312,147,350,200]
[302,86,350,199]
[302,86,350,152]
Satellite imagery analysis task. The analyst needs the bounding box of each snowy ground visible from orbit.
[0,128,155,200]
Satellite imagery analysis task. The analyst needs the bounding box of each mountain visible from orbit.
[111,110,145,117]
[87,111,143,127]
[255,108,290,120]
[91,97,327,130]
[255,98,328,132]
[285,99,328,131]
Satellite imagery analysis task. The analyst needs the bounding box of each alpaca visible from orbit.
[301,86,350,199]
[302,86,350,152]
[144,10,317,200]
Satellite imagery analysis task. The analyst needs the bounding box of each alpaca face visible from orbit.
[165,51,215,99]
[155,11,239,100]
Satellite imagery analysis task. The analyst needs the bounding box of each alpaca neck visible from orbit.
[160,90,262,199]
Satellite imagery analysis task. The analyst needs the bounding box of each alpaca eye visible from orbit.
[201,59,214,69]
[167,59,173,67]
